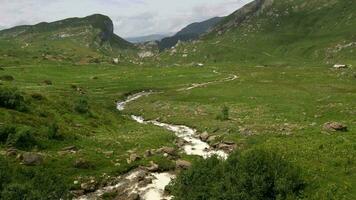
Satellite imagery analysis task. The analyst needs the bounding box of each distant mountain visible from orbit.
[0,14,135,64]
[126,33,173,43]
[158,17,223,50]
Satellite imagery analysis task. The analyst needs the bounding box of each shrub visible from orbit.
[74,97,90,114]
[216,105,229,121]
[0,75,14,81]
[0,160,69,200]
[6,126,37,150]
[171,149,305,200]
[1,183,40,200]
[0,125,16,143]
[0,87,27,111]
[47,123,63,140]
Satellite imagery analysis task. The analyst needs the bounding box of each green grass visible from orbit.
[0,0,355,198]
[123,64,356,199]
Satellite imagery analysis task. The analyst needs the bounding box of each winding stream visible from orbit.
[77,72,237,200]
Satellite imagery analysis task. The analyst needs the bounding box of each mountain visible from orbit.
[158,17,223,50]
[0,14,135,64]
[162,0,356,65]
[125,33,173,43]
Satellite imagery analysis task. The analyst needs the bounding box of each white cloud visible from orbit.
[0,0,253,37]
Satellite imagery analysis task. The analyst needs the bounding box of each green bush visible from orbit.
[0,125,16,143]
[0,167,69,200]
[74,97,90,114]
[47,123,63,140]
[0,87,27,111]
[216,105,229,121]
[171,149,305,200]
[1,183,40,200]
[6,126,37,150]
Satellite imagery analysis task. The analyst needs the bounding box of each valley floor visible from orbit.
[0,62,355,199]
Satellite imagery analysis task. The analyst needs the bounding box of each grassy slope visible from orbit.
[0,63,224,195]
[159,0,356,66]
[0,14,136,65]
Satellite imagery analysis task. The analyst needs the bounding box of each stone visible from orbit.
[103,151,114,157]
[199,132,210,142]
[136,170,148,181]
[128,153,141,163]
[161,147,176,156]
[71,190,85,197]
[144,149,153,158]
[6,148,17,157]
[138,51,154,58]
[74,158,93,169]
[22,152,43,166]
[80,180,97,193]
[176,138,187,147]
[147,161,159,172]
[207,135,217,143]
[128,193,141,200]
[333,64,348,69]
[113,58,119,64]
[176,160,192,170]
[62,146,78,151]
[217,143,236,153]
[323,122,348,132]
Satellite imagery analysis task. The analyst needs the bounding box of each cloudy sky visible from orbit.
[0,0,252,38]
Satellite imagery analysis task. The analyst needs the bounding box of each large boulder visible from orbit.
[176,160,192,170]
[22,152,43,166]
[323,122,348,132]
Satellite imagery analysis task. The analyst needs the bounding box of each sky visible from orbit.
[0,0,253,38]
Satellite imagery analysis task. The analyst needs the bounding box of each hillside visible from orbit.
[0,14,135,64]
[161,0,356,65]
[158,17,223,51]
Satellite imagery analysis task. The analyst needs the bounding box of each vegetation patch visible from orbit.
[0,87,27,111]
[170,149,305,200]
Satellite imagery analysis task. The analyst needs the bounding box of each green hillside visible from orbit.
[160,0,356,66]
[0,14,135,65]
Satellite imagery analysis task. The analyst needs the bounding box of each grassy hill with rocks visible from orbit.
[160,0,356,66]
[0,14,136,65]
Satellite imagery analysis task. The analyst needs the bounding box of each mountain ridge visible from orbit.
[158,17,223,50]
